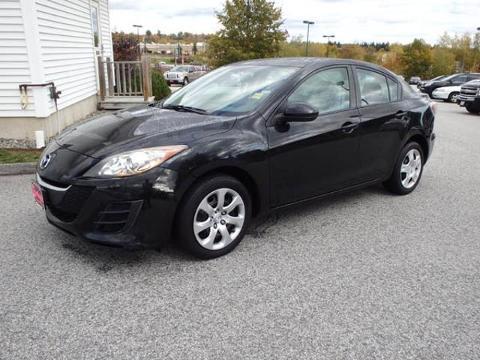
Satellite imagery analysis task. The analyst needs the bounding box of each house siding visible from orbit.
[36,0,98,112]
[0,0,35,117]
[0,0,113,119]
[99,0,112,60]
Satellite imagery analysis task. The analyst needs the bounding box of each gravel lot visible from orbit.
[1,102,479,359]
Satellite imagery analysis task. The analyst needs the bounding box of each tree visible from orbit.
[431,47,455,76]
[112,32,139,61]
[151,69,171,100]
[193,42,198,55]
[206,0,287,67]
[401,39,432,78]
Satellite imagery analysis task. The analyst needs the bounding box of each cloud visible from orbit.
[169,8,216,17]
[109,0,480,44]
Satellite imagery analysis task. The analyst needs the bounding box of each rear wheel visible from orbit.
[465,103,480,114]
[384,142,424,195]
[176,175,251,259]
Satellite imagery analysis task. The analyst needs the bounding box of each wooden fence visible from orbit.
[97,56,152,101]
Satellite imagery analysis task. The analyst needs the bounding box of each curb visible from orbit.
[0,162,36,176]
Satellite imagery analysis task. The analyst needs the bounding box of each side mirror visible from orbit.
[189,68,194,73]
[283,103,318,122]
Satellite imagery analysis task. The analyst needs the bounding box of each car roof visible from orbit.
[233,57,398,78]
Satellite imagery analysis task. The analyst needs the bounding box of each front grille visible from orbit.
[461,88,478,95]
[44,185,94,223]
[94,201,142,233]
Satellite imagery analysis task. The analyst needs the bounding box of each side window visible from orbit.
[453,75,467,84]
[357,69,390,106]
[387,77,399,102]
[288,67,350,114]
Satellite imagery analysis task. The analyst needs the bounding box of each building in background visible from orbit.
[0,0,113,143]
[144,42,207,57]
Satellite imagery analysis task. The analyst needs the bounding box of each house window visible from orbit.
[91,6,100,47]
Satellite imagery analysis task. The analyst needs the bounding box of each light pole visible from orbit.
[323,35,335,57]
[303,20,314,56]
[133,24,143,59]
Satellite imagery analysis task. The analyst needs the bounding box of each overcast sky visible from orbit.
[109,0,480,44]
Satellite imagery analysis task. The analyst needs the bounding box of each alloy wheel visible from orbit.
[193,188,245,250]
[400,149,422,189]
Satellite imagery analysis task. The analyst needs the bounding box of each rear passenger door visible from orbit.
[354,67,407,181]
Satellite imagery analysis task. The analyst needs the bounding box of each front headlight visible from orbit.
[85,145,188,178]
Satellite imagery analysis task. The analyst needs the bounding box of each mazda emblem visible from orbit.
[40,153,53,169]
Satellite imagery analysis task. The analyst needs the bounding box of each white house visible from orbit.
[0,0,113,143]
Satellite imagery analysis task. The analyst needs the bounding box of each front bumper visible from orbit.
[457,94,480,107]
[36,168,179,249]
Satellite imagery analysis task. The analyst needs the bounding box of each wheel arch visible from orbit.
[406,134,429,162]
[171,165,264,240]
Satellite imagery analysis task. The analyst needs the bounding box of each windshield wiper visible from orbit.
[163,104,207,114]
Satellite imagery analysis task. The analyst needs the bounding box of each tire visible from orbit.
[183,77,189,86]
[447,92,459,103]
[176,175,252,259]
[465,103,480,114]
[383,142,424,195]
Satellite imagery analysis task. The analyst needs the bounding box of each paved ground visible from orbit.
[1,102,479,359]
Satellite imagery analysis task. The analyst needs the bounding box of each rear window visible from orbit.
[387,78,399,102]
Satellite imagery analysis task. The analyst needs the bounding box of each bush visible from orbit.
[151,69,171,100]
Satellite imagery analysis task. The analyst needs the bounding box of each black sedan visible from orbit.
[33,58,436,259]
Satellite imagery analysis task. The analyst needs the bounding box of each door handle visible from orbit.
[341,121,358,134]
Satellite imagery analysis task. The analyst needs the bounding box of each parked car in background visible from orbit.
[33,58,435,259]
[457,79,480,114]
[431,85,461,103]
[164,65,203,86]
[418,75,445,89]
[420,73,480,98]
[409,76,421,85]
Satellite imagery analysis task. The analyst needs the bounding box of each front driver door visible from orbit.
[267,66,362,207]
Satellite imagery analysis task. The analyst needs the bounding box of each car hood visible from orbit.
[462,80,480,89]
[55,105,236,159]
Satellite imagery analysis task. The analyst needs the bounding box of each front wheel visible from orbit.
[465,103,480,114]
[384,142,424,195]
[183,77,189,86]
[447,92,459,103]
[176,175,251,259]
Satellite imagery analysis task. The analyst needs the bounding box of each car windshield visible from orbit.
[431,75,445,81]
[163,65,298,115]
[441,74,457,81]
[171,66,189,72]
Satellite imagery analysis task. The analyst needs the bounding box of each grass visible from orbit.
[0,148,42,164]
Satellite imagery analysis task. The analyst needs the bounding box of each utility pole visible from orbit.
[303,20,314,56]
[323,35,335,57]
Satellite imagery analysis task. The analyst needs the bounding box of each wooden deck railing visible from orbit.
[97,56,152,101]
